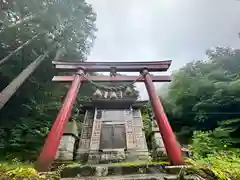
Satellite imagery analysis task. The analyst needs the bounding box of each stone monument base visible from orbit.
[126,150,150,161]
[100,149,126,163]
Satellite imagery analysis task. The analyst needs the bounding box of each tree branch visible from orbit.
[0,33,41,66]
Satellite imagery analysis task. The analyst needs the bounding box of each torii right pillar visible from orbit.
[142,69,184,165]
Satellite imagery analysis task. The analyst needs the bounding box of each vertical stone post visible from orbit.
[76,110,94,162]
[125,109,135,150]
[88,108,102,164]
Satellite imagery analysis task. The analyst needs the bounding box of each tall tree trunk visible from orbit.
[0,34,41,66]
[0,48,64,110]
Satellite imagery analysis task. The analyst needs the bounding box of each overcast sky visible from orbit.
[86,0,240,99]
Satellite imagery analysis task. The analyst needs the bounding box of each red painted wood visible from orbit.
[143,71,184,165]
[52,60,172,72]
[52,60,172,66]
[35,71,83,172]
[52,75,172,82]
[54,64,170,72]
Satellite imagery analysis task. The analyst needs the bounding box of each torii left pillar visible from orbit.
[35,69,84,172]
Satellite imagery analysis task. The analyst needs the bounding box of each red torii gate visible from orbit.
[35,60,184,172]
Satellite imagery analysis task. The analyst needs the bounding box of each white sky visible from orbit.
[86,0,240,100]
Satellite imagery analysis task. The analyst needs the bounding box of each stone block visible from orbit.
[133,117,143,126]
[75,152,89,163]
[152,133,167,160]
[61,165,96,178]
[125,150,149,161]
[55,135,76,161]
[78,138,91,149]
[164,165,193,174]
[57,151,74,160]
[153,133,166,153]
[133,126,144,134]
[87,151,100,164]
[135,135,148,150]
[84,111,94,125]
[80,127,92,139]
[100,150,126,163]
[152,127,160,132]
[95,166,108,176]
[64,120,79,137]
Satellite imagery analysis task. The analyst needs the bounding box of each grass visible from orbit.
[64,160,169,168]
[1,153,239,180]
[110,160,169,167]
[0,160,33,170]
[185,151,240,180]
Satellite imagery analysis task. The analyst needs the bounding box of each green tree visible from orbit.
[160,47,240,146]
[0,0,97,160]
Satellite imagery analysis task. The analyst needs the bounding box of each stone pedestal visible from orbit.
[55,121,78,161]
[126,150,150,161]
[55,120,79,161]
[88,150,100,164]
[64,120,79,136]
[55,136,76,160]
[100,149,126,163]
[151,121,167,160]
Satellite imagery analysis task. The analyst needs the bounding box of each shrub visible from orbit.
[0,159,46,179]
[188,131,240,180]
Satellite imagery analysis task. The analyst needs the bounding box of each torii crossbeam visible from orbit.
[35,60,184,172]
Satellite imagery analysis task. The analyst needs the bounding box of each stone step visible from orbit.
[164,165,193,174]
[60,164,165,178]
[57,163,194,177]
[54,163,201,180]
[60,173,203,180]
[61,173,166,180]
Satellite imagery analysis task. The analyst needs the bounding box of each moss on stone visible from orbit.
[110,160,169,167]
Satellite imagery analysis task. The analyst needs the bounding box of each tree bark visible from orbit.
[0,48,64,110]
[0,34,41,66]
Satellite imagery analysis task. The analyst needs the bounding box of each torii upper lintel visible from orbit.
[52,60,172,72]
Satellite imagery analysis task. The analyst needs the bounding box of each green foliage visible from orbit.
[141,104,153,151]
[0,0,97,161]
[160,47,240,146]
[64,160,168,168]
[188,131,240,180]
[155,47,240,179]
[0,159,45,179]
[0,159,67,179]
[190,130,231,159]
